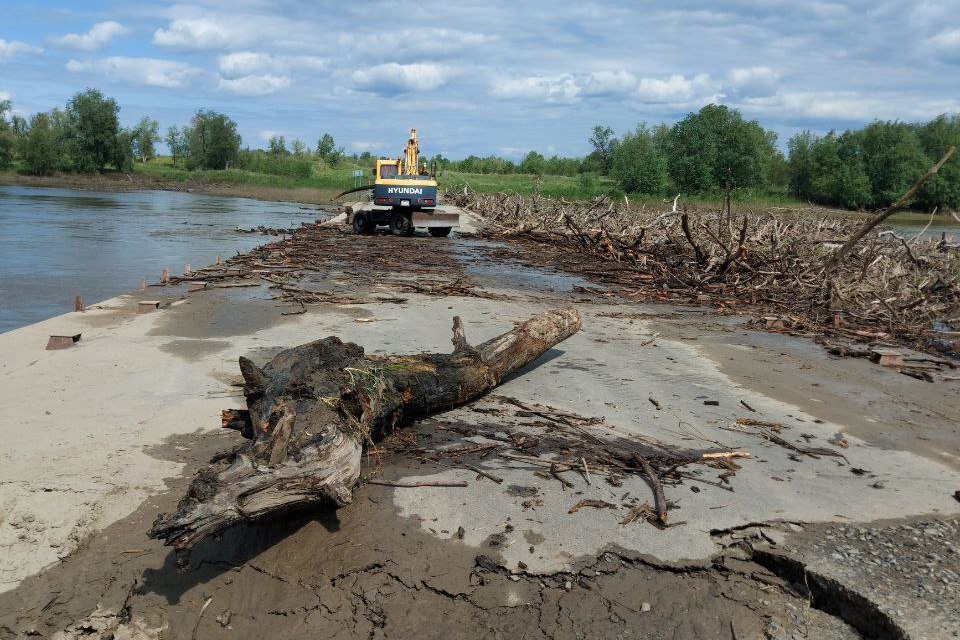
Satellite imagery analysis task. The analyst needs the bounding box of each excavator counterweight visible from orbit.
[342,128,460,238]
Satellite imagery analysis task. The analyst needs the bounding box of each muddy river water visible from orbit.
[0,185,329,333]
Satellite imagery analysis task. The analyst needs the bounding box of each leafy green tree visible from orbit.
[268,135,288,156]
[115,127,135,172]
[316,133,335,160]
[20,112,63,175]
[588,125,615,174]
[667,104,778,193]
[131,117,160,163]
[859,121,928,207]
[165,126,188,167]
[65,88,122,172]
[185,110,241,170]
[519,151,546,175]
[806,132,870,208]
[610,124,668,195]
[787,131,816,200]
[0,99,14,169]
[291,138,308,158]
[916,114,960,210]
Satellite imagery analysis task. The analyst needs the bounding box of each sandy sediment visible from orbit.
[1,213,958,638]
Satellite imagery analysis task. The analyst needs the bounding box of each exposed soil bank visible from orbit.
[0,172,339,205]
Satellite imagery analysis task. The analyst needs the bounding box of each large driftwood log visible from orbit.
[150,308,581,549]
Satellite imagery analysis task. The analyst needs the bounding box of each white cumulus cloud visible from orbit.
[491,73,581,103]
[218,52,325,76]
[338,29,496,59]
[635,73,720,104]
[350,141,385,152]
[727,67,779,97]
[217,74,290,96]
[51,21,127,51]
[581,70,637,96]
[352,63,453,95]
[154,18,238,49]
[0,39,42,60]
[66,56,201,88]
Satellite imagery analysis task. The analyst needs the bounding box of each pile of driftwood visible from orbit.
[386,394,748,527]
[161,224,489,310]
[445,149,959,360]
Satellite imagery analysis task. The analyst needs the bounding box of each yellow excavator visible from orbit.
[338,129,457,237]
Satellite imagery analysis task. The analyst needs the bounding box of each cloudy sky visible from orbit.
[1,0,958,159]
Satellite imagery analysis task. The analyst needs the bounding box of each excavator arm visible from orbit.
[403,129,420,176]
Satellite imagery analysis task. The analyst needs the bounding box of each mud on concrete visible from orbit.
[0,429,858,640]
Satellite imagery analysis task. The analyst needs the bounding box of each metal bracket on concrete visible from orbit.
[46,334,82,350]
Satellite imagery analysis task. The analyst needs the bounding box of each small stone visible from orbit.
[510,575,520,582]
[456,526,465,540]
[641,602,651,612]
[564,581,572,591]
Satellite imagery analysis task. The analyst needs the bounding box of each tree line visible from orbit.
[0,89,347,179]
[1,89,957,210]
[438,105,959,211]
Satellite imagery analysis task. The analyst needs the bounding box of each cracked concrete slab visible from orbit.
[1,215,958,637]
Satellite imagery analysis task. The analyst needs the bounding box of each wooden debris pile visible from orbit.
[446,186,960,360]
[160,224,491,311]
[386,394,749,528]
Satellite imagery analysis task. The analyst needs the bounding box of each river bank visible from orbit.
[3,171,958,235]
[0,171,341,206]
[0,185,334,333]
[1,213,958,638]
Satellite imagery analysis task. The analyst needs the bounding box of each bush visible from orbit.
[20,113,63,175]
[236,150,313,179]
[610,125,667,196]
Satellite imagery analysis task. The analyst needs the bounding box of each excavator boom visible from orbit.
[403,129,420,176]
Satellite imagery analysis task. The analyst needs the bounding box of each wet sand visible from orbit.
[1,215,958,638]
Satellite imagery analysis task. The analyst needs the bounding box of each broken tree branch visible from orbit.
[150,308,582,550]
[824,146,956,273]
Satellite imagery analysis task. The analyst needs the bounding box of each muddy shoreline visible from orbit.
[0,171,338,205]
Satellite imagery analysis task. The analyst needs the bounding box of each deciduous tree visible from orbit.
[65,88,122,172]
[185,110,241,170]
[132,117,160,163]
[610,124,667,195]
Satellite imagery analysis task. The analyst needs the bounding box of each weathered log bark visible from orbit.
[150,308,581,549]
